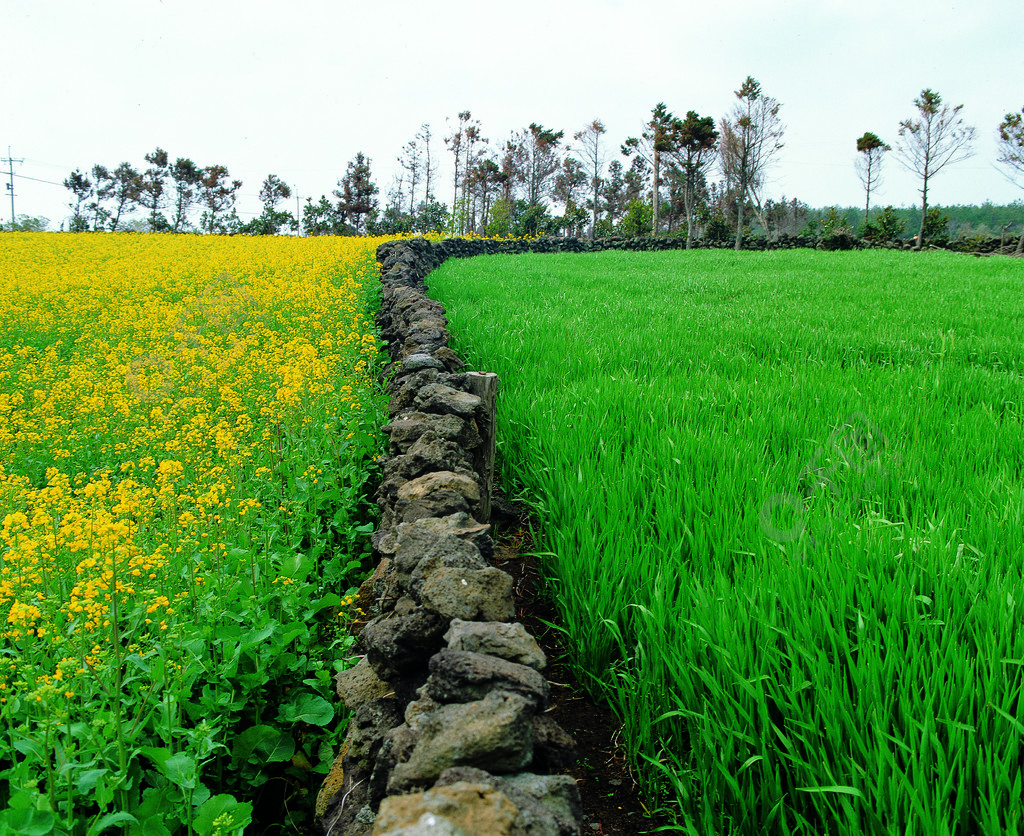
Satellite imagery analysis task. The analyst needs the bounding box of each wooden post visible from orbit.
[465,372,498,523]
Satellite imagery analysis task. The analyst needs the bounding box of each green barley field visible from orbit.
[427,249,1024,836]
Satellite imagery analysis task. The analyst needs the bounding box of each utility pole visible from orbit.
[295,185,301,236]
[2,147,24,226]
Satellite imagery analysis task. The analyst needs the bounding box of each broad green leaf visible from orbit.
[279,693,334,726]
[87,812,139,836]
[76,768,108,794]
[2,807,54,836]
[233,724,295,764]
[193,795,253,836]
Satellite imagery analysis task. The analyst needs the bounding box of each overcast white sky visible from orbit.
[4,0,1022,228]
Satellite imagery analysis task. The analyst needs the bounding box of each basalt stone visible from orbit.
[371,781,517,836]
[386,690,535,793]
[392,492,469,528]
[383,412,481,455]
[408,548,489,601]
[385,367,440,397]
[359,606,449,680]
[373,514,492,561]
[385,369,441,414]
[419,567,514,622]
[530,715,577,771]
[396,471,481,506]
[317,697,404,836]
[379,463,479,512]
[403,689,442,733]
[393,471,482,525]
[399,353,446,374]
[370,722,422,805]
[435,769,584,836]
[430,346,466,373]
[407,314,449,332]
[403,328,448,354]
[380,435,474,487]
[344,698,405,775]
[406,430,475,472]
[335,657,392,710]
[356,557,401,616]
[443,620,547,672]
[394,531,485,585]
[412,383,482,417]
[424,649,549,711]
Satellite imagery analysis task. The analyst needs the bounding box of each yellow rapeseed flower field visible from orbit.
[0,232,390,833]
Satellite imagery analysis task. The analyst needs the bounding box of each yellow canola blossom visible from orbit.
[0,232,387,700]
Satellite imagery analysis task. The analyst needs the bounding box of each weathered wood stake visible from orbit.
[465,371,498,523]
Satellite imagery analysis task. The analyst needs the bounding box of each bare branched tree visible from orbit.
[895,89,975,249]
[855,132,890,227]
[995,107,1024,253]
[573,119,607,238]
[718,77,785,249]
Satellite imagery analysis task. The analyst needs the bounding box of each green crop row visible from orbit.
[427,249,1024,835]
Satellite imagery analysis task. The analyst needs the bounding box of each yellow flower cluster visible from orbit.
[0,232,387,702]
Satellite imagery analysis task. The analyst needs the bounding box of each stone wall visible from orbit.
[352,232,1012,256]
[315,237,583,836]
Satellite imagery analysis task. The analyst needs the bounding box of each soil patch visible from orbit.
[489,492,675,835]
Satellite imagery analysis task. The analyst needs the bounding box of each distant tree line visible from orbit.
[46,82,1024,252]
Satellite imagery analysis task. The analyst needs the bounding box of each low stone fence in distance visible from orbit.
[315,237,583,836]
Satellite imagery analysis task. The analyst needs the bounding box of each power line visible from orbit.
[2,147,24,225]
[11,171,64,187]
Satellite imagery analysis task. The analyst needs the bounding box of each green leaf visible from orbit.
[131,818,172,836]
[193,795,253,836]
[309,593,342,614]
[140,747,197,789]
[12,736,45,760]
[279,693,334,726]
[1,808,55,836]
[76,768,108,794]
[796,785,863,798]
[281,552,314,581]
[233,725,295,765]
[87,812,139,836]
[238,622,278,647]
[738,755,763,774]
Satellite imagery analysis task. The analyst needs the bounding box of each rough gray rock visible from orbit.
[420,566,515,622]
[444,620,547,671]
[392,470,482,526]
[430,346,466,372]
[356,557,401,616]
[408,549,489,601]
[386,370,441,416]
[383,412,480,455]
[396,471,482,506]
[412,383,482,417]
[378,457,478,508]
[425,650,549,711]
[435,768,584,836]
[394,530,486,582]
[372,513,493,561]
[360,606,449,680]
[386,690,535,793]
[335,658,392,710]
[318,697,403,836]
[372,781,517,836]
[531,715,577,771]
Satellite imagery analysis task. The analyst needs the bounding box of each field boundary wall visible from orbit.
[315,237,584,836]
